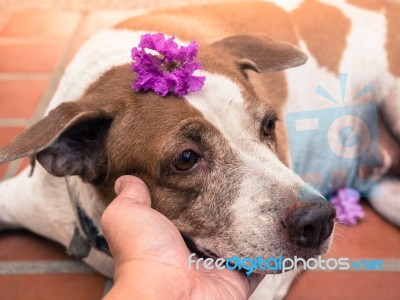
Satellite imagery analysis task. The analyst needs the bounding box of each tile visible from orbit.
[68,10,146,62]
[0,127,25,148]
[0,79,48,118]
[0,273,105,300]
[67,38,87,63]
[0,12,7,29]
[79,10,147,38]
[286,205,400,299]
[0,155,29,179]
[0,43,65,73]
[16,157,30,174]
[0,11,81,39]
[0,231,72,261]
[286,271,400,300]
[326,204,400,259]
[0,127,25,179]
[0,162,7,178]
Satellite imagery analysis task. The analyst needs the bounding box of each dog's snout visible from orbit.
[283,201,336,248]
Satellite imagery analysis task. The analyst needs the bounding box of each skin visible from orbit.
[101,176,264,299]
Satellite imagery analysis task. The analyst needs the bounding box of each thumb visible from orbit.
[101,175,151,237]
[101,176,152,260]
[114,175,151,206]
[101,175,190,267]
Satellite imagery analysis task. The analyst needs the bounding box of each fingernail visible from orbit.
[115,178,124,195]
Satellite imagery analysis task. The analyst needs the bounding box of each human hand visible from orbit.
[101,175,264,300]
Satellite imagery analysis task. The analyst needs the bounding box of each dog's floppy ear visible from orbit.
[211,35,307,73]
[0,102,112,183]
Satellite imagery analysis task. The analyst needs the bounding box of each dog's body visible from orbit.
[0,1,399,299]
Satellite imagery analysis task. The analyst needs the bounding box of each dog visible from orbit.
[112,0,400,228]
[0,0,398,299]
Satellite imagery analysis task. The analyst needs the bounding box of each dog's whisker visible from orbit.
[266,85,287,98]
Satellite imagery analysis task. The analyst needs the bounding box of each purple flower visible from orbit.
[330,188,364,226]
[131,33,205,97]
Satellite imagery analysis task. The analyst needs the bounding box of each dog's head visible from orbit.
[0,35,335,273]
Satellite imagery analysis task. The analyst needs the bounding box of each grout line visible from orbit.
[0,260,95,275]
[0,13,88,180]
[3,158,24,180]
[0,12,11,33]
[0,35,68,45]
[30,11,88,124]
[0,118,30,126]
[308,259,400,272]
[0,37,72,44]
[102,278,114,296]
[0,73,51,80]
[0,258,398,276]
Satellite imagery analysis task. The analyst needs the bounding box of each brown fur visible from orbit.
[0,1,349,264]
[346,0,384,11]
[114,3,306,165]
[0,41,291,244]
[386,1,400,77]
[115,2,299,45]
[291,0,351,74]
[346,0,400,77]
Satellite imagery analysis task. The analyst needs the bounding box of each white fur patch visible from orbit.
[264,0,304,12]
[184,72,252,144]
[285,0,392,115]
[184,72,305,226]
[47,29,193,114]
[283,0,399,189]
[47,29,150,113]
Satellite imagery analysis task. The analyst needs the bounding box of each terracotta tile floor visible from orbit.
[0,6,399,300]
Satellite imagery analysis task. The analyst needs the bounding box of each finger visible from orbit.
[114,175,151,206]
[101,176,151,234]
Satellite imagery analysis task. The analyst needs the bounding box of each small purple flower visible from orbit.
[131,33,205,97]
[331,188,364,226]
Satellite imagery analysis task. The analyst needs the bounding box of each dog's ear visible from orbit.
[211,35,307,73]
[0,102,112,183]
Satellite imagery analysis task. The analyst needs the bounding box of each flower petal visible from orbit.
[131,33,205,97]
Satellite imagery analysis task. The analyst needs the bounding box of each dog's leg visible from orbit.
[250,269,302,300]
[368,178,400,227]
[0,166,76,245]
[0,170,29,230]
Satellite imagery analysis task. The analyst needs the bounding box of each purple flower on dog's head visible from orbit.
[131,33,205,97]
[331,188,364,226]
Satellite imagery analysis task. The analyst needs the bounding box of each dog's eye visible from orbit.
[261,118,276,137]
[173,150,199,171]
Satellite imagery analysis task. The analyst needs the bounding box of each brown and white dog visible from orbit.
[0,0,399,299]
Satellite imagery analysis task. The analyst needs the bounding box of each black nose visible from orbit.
[283,201,336,248]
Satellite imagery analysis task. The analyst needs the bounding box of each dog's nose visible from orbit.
[283,201,336,248]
